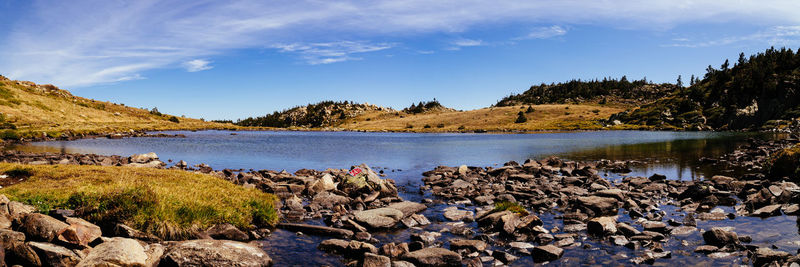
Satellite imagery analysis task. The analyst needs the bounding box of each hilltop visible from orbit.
[613,47,800,131]
[0,75,227,140]
[236,101,395,128]
[496,77,679,107]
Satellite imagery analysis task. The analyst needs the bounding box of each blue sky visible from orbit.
[1,1,800,120]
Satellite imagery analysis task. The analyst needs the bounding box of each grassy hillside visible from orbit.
[0,76,230,139]
[337,104,631,132]
[496,77,678,107]
[0,163,277,240]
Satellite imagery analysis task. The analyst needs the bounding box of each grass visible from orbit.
[336,104,629,132]
[768,144,800,180]
[0,79,234,138]
[0,163,278,240]
[493,201,529,216]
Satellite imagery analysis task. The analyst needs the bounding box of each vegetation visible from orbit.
[768,144,800,181]
[615,47,800,130]
[493,201,529,216]
[514,111,527,123]
[0,163,278,240]
[496,77,678,106]
[403,99,447,114]
[236,100,386,128]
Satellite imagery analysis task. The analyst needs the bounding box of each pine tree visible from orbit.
[676,75,683,87]
[514,111,527,123]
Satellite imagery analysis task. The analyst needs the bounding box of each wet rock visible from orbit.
[28,241,81,266]
[751,204,782,217]
[386,202,427,218]
[595,189,625,201]
[611,235,629,246]
[694,245,718,254]
[401,247,462,267]
[587,216,617,236]
[477,211,520,235]
[642,221,667,233]
[410,214,430,226]
[161,239,273,266]
[576,196,618,216]
[411,232,441,246]
[783,204,800,215]
[20,213,69,242]
[318,239,378,257]
[532,245,564,262]
[443,208,473,222]
[562,223,587,233]
[492,250,518,264]
[449,239,487,252]
[361,252,391,267]
[76,237,149,267]
[753,247,792,267]
[354,208,404,229]
[702,227,738,247]
[380,242,409,259]
[670,226,698,236]
[205,223,249,241]
[616,223,641,237]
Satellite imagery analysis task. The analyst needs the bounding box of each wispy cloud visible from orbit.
[666,26,800,48]
[272,41,394,65]
[183,59,213,72]
[1,0,800,87]
[519,25,567,39]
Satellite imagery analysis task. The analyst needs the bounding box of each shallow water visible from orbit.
[14,130,798,266]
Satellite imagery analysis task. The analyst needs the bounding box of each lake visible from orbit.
[13,130,797,266]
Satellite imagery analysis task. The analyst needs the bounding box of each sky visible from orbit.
[1,1,800,120]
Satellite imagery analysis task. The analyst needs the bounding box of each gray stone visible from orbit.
[401,247,462,267]
[77,237,149,267]
[161,239,273,267]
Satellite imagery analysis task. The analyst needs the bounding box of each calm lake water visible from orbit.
[14,130,798,266]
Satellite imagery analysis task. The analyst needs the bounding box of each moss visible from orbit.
[0,163,278,240]
[768,144,800,180]
[493,201,529,216]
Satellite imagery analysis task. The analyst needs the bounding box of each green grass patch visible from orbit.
[0,163,278,240]
[493,201,529,216]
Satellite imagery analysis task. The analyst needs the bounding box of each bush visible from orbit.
[423,124,432,128]
[493,201,529,216]
[514,111,527,123]
[458,125,466,130]
[591,109,600,114]
[436,123,445,128]
[526,106,535,113]
[768,144,800,180]
[0,130,19,140]
[169,116,180,123]
[405,124,414,129]
[4,167,33,179]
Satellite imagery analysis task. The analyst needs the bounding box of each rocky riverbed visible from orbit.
[0,135,798,266]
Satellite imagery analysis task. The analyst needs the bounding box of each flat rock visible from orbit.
[318,239,378,257]
[354,208,404,229]
[401,247,462,267]
[532,245,564,262]
[205,223,249,241]
[576,196,618,216]
[386,202,427,217]
[751,204,782,217]
[77,237,148,267]
[449,239,487,252]
[58,217,102,247]
[587,216,617,236]
[443,209,473,222]
[20,213,69,242]
[28,241,80,266]
[754,247,792,266]
[161,239,273,267]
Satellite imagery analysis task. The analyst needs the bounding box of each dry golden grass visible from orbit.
[337,104,629,132]
[0,79,233,137]
[0,163,277,240]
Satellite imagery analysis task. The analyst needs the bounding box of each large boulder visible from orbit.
[28,241,81,267]
[130,152,159,163]
[0,229,40,266]
[401,247,462,267]
[58,217,102,247]
[386,202,427,217]
[361,252,391,267]
[205,223,249,241]
[160,239,273,267]
[353,208,404,229]
[311,192,350,209]
[702,227,738,247]
[20,213,69,242]
[587,216,618,236]
[77,237,150,267]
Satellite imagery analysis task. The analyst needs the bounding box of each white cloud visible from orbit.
[272,41,394,64]
[452,39,483,47]
[666,26,800,48]
[1,0,799,87]
[520,25,567,39]
[183,59,213,72]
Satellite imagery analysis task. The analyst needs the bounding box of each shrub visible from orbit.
[526,106,535,113]
[423,124,432,128]
[168,116,180,123]
[493,201,529,216]
[0,130,19,140]
[458,125,466,130]
[514,111,527,123]
[4,167,33,179]
[436,123,445,128]
[591,109,601,114]
[405,124,414,129]
[768,144,800,180]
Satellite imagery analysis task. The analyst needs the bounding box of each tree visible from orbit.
[525,105,535,113]
[738,52,746,66]
[514,111,527,123]
[721,59,730,70]
[676,75,683,87]
[690,74,696,86]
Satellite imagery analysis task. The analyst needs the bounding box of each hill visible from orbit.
[402,99,456,114]
[612,47,800,131]
[0,75,227,140]
[236,101,394,128]
[495,77,679,107]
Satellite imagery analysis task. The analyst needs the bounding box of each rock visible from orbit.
[0,229,39,266]
[642,221,667,233]
[576,196,618,216]
[616,223,640,237]
[318,239,378,257]
[386,202,427,217]
[315,173,337,192]
[28,241,80,266]
[670,226,698,236]
[702,227,738,247]
[161,239,273,267]
[694,245,718,254]
[751,204,782,217]
[532,245,564,262]
[127,160,165,168]
[410,214,430,226]
[401,247,462,267]
[457,165,469,175]
[353,208,404,229]
[595,189,625,201]
[205,223,249,241]
[278,223,354,239]
[113,223,161,242]
[587,216,617,236]
[392,261,416,267]
[361,252,391,267]
[443,209,473,222]
[411,232,440,246]
[77,237,149,267]
[8,201,36,220]
[753,247,792,266]
[311,192,350,209]
[20,213,69,242]
[380,242,409,259]
[449,239,487,252]
[492,250,519,264]
[130,152,158,163]
[57,217,101,247]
